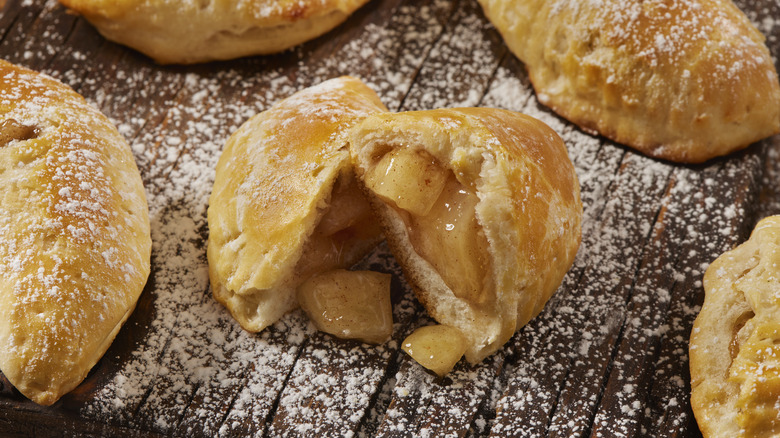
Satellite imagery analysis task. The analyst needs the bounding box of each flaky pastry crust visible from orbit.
[691,216,780,437]
[0,60,151,405]
[478,0,780,163]
[58,0,371,64]
[349,108,582,363]
[207,76,387,333]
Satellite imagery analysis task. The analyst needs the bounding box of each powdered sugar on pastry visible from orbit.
[478,0,780,162]
[0,60,151,406]
[206,76,387,333]
[691,216,780,438]
[57,0,374,64]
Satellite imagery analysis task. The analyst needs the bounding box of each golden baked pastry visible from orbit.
[57,0,371,64]
[349,108,582,363]
[207,76,388,333]
[691,216,780,437]
[477,0,780,163]
[0,60,151,405]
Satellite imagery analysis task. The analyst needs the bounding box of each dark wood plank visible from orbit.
[491,152,674,436]
[0,399,164,438]
[398,0,507,111]
[0,0,77,69]
[265,334,395,436]
[589,153,762,437]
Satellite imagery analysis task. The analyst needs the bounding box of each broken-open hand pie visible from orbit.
[0,60,151,405]
[349,108,582,364]
[208,76,388,334]
[58,0,371,64]
[477,0,780,163]
[691,216,780,438]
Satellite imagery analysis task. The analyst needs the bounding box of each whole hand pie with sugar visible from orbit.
[477,0,780,163]
[58,0,371,64]
[349,108,582,364]
[691,216,780,437]
[0,60,151,405]
[207,76,388,333]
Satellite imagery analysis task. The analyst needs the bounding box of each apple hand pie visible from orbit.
[477,0,780,163]
[349,108,582,364]
[57,0,371,64]
[207,76,388,334]
[691,216,780,438]
[0,60,151,405]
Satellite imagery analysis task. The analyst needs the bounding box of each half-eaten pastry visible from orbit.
[207,76,388,334]
[57,0,372,64]
[0,60,151,405]
[349,108,582,364]
[691,216,780,438]
[477,0,780,163]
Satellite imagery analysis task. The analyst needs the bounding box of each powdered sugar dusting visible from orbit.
[0,59,150,405]
[480,48,767,435]
[549,0,771,79]
[67,1,476,435]
[400,0,503,110]
[76,67,313,434]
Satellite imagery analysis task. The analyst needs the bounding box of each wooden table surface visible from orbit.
[1,0,779,436]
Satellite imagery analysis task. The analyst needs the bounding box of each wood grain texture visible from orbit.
[1,0,779,436]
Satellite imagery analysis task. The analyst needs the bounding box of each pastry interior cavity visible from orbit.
[729,309,755,360]
[364,146,494,305]
[294,170,380,282]
[0,118,40,146]
[290,172,390,344]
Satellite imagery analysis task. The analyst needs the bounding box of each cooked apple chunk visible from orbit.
[297,269,393,344]
[363,147,493,305]
[402,325,468,376]
[363,147,449,217]
[407,172,492,305]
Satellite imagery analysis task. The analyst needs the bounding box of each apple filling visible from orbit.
[297,269,393,344]
[364,147,494,304]
[0,118,39,147]
[729,309,755,361]
[402,324,468,376]
[294,171,381,281]
[292,171,391,342]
